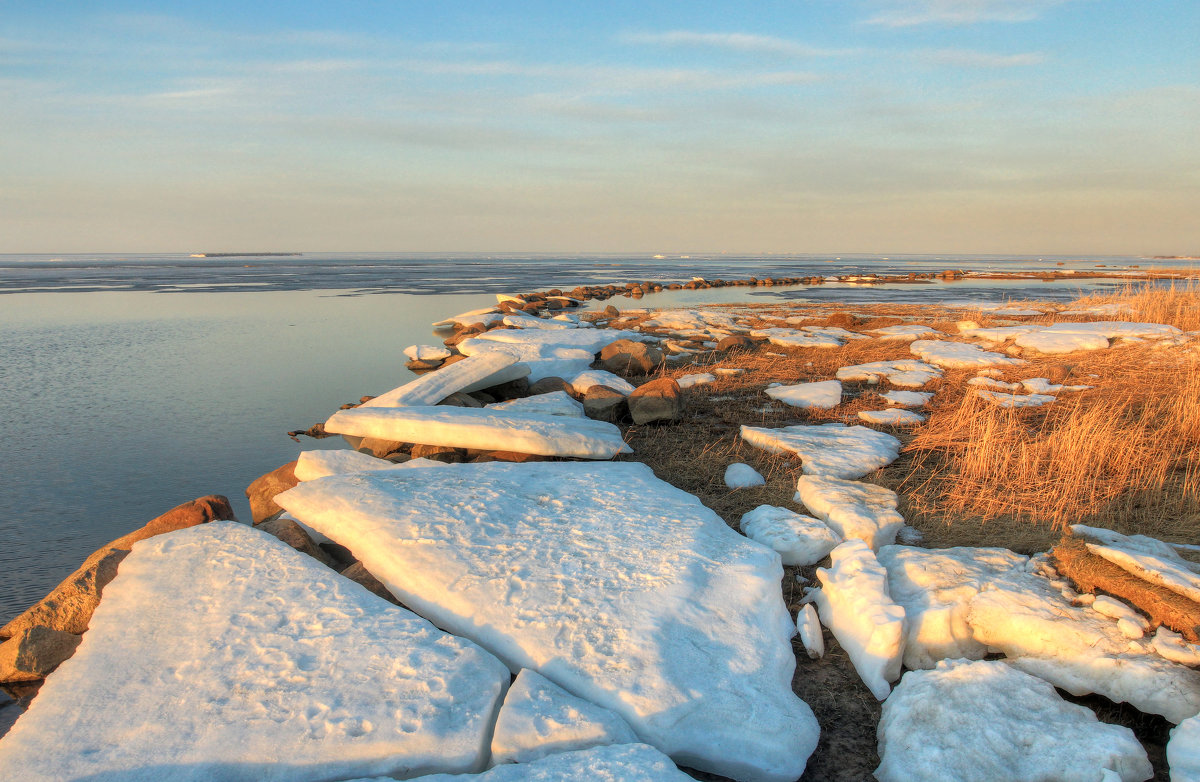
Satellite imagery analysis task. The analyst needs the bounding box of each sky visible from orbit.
[1,1,1197,255]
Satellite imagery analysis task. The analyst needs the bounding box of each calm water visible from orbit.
[0,252,1190,627]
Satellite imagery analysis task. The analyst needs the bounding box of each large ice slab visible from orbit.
[1170,714,1200,782]
[642,309,742,334]
[739,505,841,567]
[741,423,900,480]
[502,314,580,330]
[277,462,819,782]
[397,743,695,781]
[486,391,585,418]
[875,660,1153,782]
[325,406,631,459]
[835,360,942,388]
[296,449,400,480]
[794,475,905,550]
[764,379,842,409]
[363,352,529,408]
[455,338,596,385]
[1016,321,1182,355]
[910,340,1025,369]
[813,540,907,700]
[877,545,1028,669]
[489,669,638,765]
[466,327,642,355]
[0,522,510,782]
[750,327,842,349]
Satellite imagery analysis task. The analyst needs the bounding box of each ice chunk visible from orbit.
[676,372,717,389]
[910,340,1025,369]
[325,406,631,459]
[878,545,1029,669]
[880,390,932,408]
[868,324,941,341]
[1021,377,1092,394]
[794,475,905,550]
[875,660,1153,782]
[277,462,819,782]
[502,314,579,330]
[489,669,638,765]
[836,360,942,388]
[0,522,510,781]
[764,380,842,410]
[1016,322,1182,355]
[750,328,842,349]
[1072,524,1198,566]
[455,338,597,385]
[975,389,1056,408]
[296,449,401,480]
[379,743,696,781]
[1153,628,1200,666]
[1170,715,1200,782]
[958,324,1039,343]
[796,604,824,659]
[858,409,924,426]
[813,540,906,700]
[642,309,742,334]
[1016,330,1110,354]
[967,376,1021,392]
[486,391,585,418]
[432,307,503,328]
[363,352,529,408]
[404,344,453,361]
[1090,595,1150,638]
[468,326,643,355]
[569,369,636,396]
[742,423,901,480]
[724,462,765,488]
[1084,542,1200,604]
[739,505,841,567]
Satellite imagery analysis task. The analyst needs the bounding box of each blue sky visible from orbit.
[2,1,1197,254]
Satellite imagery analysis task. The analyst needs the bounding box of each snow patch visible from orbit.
[764,380,842,410]
[794,475,905,550]
[739,505,841,567]
[742,423,901,480]
[724,462,765,489]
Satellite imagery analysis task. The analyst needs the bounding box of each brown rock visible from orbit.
[245,461,298,523]
[627,377,683,425]
[253,517,339,569]
[438,391,483,407]
[406,358,443,372]
[583,386,627,422]
[410,443,465,463]
[356,437,408,458]
[600,339,664,376]
[0,627,83,683]
[529,376,572,396]
[1,496,235,639]
[604,305,621,318]
[340,562,401,606]
[440,354,468,367]
[716,335,756,351]
[482,376,530,401]
[465,449,548,463]
[467,391,496,405]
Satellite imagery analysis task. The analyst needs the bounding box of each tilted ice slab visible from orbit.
[325,406,631,459]
[750,328,842,349]
[967,567,1200,723]
[1085,542,1200,604]
[1170,714,1200,782]
[0,522,510,782]
[858,409,924,425]
[1015,321,1182,355]
[724,462,765,488]
[868,324,942,341]
[404,344,453,361]
[502,314,580,330]
[764,380,842,409]
[836,360,942,388]
[486,391,585,418]
[813,540,907,700]
[741,423,901,480]
[880,390,932,408]
[910,340,1025,369]
[455,339,597,385]
[489,669,638,765]
[432,307,504,328]
[363,352,529,408]
[975,389,1056,408]
[739,505,841,567]
[296,449,401,481]
[875,660,1152,782]
[277,462,819,782]
[383,744,695,782]
[468,327,646,355]
[569,369,636,396]
[794,475,905,550]
[877,545,1028,670]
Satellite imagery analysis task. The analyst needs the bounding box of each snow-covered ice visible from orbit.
[325,406,631,459]
[875,660,1152,782]
[858,409,924,426]
[877,545,1028,669]
[363,352,529,408]
[764,380,842,410]
[1084,542,1200,605]
[502,314,580,330]
[975,389,1057,408]
[467,326,642,356]
[1170,715,1200,782]
[432,308,504,328]
[967,376,1021,392]
[641,309,742,334]
[486,391,585,418]
[724,462,765,488]
[569,369,637,396]
[880,390,932,408]
[739,505,841,567]
[1153,628,1200,666]
[1090,595,1150,639]
[796,604,824,659]
[794,475,905,550]
[741,423,901,480]
[277,462,819,782]
[910,340,1025,369]
[1015,322,1182,355]
[489,669,638,765]
[404,344,453,361]
[1021,377,1093,394]
[296,449,399,481]
[677,373,717,389]
[750,328,843,349]
[0,522,510,782]
[835,360,942,388]
[812,540,907,700]
[387,744,695,782]
[868,324,941,341]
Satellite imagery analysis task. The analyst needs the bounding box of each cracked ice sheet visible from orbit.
[966,566,1200,723]
[875,660,1152,782]
[910,340,1025,369]
[363,352,529,408]
[277,462,819,782]
[739,505,841,567]
[0,522,510,782]
[764,380,842,410]
[486,391,585,418]
[794,475,905,550]
[357,744,695,781]
[741,423,900,480]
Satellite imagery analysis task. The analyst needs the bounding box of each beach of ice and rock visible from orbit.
[2,278,1199,781]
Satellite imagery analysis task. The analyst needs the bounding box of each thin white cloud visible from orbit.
[865,0,1073,27]
[620,30,854,57]
[918,48,1046,67]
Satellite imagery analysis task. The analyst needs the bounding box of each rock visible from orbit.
[529,376,571,396]
[603,305,620,318]
[319,541,358,569]
[253,517,339,569]
[245,461,298,523]
[439,391,483,408]
[717,335,755,351]
[340,562,401,605]
[599,339,664,376]
[406,358,444,372]
[482,376,530,402]
[1,495,235,640]
[0,627,83,683]
[468,450,548,463]
[582,386,627,422]
[410,443,466,463]
[354,436,408,458]
[626,377,682,425]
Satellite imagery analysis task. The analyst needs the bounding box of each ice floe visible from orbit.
[739,505,841,567]
[677,373,717,389]
[486,391,585,418]
[910,340,1025,369]
[868,324,942,341]
[880,390,933,408]
[502,314,580,330]
[1015,321,1182,355]
[391,743,695,781]
[569,370,636,396]
[296,449,399,481]
[858,409,924,426]
[1170,715,1200,782]
[875,660,1152,782]
[0,522,510,781]
[724,462,765,488]
[975,389,1057,408]
[741,423,901,480]
[489,669,638,765]
[325,406,631,459]
[812,540,907,700]
[278,462,819,782]
[750,328,843,349]
[835,360,942,388]
[405,344,453,361]
[363,352,529,408]
[764,379,842,410]
[794,475,905,550]
[796,604,824,659]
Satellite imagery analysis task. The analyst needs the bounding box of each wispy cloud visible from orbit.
[865,0,1073,27]
[917,48,1047,67]
[619,30,855,58]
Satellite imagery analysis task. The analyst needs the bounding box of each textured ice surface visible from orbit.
[502,314,579,330]
[967,567,1200,723]
[878,545,1028,669]
[404,344,453,361]
[642,309,742,334]
[1016,322,1182,355]
[875,660,1152,782]
[326,406,631,459]
[677,373,717,389]
[296,449,399,481]
[389,743,695,781]
[1170,714,1200,782]
[764,380,842,409]
[569,369,637,396]
[835,360,942,388]
[278,462,819,782]
[796,604,824,659]
[858,409,924,425]
[868,324,941,341]
[742,423,901,480]
[0,522,510,782]
[794,475,904,550]
[724,462,765,488]
[750,328,842,349]
[455,339,596,385]
[975,389,1057,408]
[813,540,906,700]
[486,391,585,418]
[364,352,529,408]
[489,669,638,765]
[739,505,841,567]
[880,390,932,408]
[1153,628,1200,666]
[910,340,1025,369]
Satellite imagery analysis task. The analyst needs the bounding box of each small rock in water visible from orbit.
[245,461,299,523]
